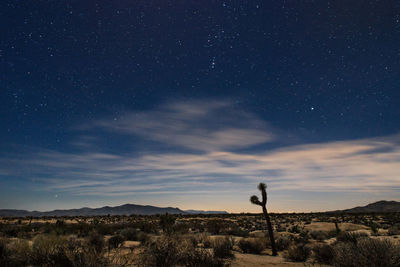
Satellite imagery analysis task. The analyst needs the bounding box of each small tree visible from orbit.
[250,183,277,256]
[159,212,176,235]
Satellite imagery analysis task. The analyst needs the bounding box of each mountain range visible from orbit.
[0,203,228,217]
[1,200,399,217]
[330,200,400,213]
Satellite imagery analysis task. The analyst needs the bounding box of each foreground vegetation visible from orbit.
[1,211,400,266]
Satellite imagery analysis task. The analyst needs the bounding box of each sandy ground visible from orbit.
[304,222,368,232]
[231,252,322,267]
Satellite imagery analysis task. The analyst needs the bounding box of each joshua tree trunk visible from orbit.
[262,205,277,256]
[250,183,278,256]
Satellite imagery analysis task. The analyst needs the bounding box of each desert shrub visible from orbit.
[64,237,112,267]
[336,231,368,244]
[185,234,199,247]
[180,247,227,267]
[173,222,190,234]
[312,243,334,265]
[275,235,291,251]
[333,238,400,267]
[159,213,176,235]
[298,230,311,243]
[176,236,223,266]
[7,239,31,266]
[0,238,9,266]
[120,227,143,241]
[226,225,249,237]
[203,237,212,248]
[2,225,19,237]
[276,223,287,232]
[87,231,105,253]
[328,229,339,238]
[139,235,230,267]
[196,233,209,246]
[212,236,234,259]
[370,222,379,235]
[94,224,114,235]
[74,222,93,237]
[238,237,266,254]
[138,221,159,234]
[388,223,400,236]
[288,224,301,234]
[31,234,72,266]
[139,235,181,267]
[207,220,227,235]
[137,231,150,244]
[108,235,125,249]
[291,231,310,245]
[285,243,311,262]
[121,227,147,244]
[310,230,328,241]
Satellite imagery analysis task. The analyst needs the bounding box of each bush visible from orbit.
[212,236,234,259]
[203,237,212,248]
[388,224,400,236]
[328,229,339,238]
[8,239,31,266]
[238,237,266,254]
[139,235,181,267]
[64,237,111,267]
[173,222,190,234]
[275,235,291,251]
[87,232,105,253]
[181,248,227,267]
[137,231,149,244]
[207,220,226,235]
[288,225,301,233]
[180,237,228,267]
[27,234,113,267]
[226,226,249,237]
[139,235,230,267]
[0,238,8,265]
[108,235,125,249]
[31,234,71,266]
[120,227,138,240]
[336,231,368,244]
[310,230,328,241]
[159,213,176,234]
[312,243,334,265]
[333,238,400,267]
[285,243,311,262]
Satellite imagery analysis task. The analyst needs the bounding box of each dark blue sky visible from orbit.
[1,1,400,212]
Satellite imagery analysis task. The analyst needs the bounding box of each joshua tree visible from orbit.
[250,183,278,256]
[159,212,176,234]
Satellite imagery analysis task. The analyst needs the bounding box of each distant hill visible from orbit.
[0,204,190,217]
[331,200,400,213]
[184,209,228,214]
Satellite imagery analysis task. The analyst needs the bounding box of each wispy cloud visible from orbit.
[1,100,399,209]
[87,100,274,152]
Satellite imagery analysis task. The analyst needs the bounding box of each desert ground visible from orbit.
[1,212,400,266]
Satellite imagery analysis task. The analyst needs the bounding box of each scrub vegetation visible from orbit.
[1,210,400,266]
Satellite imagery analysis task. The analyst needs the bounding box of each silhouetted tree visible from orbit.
[250,183,277,256]
[159,212,176,234]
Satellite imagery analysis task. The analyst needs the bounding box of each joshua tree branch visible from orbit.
[250,182,278,256]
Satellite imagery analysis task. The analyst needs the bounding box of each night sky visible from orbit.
[1,1,400,212]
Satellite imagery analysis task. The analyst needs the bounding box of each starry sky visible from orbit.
[1,0,400,212]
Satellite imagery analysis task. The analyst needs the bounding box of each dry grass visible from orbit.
[0,212,399,266]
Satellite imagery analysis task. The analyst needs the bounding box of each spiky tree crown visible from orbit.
[258,183,267,191]
[250,195,262,206]
[250,182,268,207]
